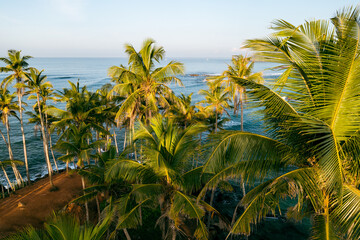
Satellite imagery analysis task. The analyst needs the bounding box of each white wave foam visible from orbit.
[263,72,282,77]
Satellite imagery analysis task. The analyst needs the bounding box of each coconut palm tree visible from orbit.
[212,55,263,131]
[93,84,123,153]
[54,122,107,222]
[108,38,184,128]
[0,50,32,183]
[195,104,230,134]
[0,88,23,186]
[41,86,59,172]
[105,116,225,240]
[49,81,105,131]
[203,6,360,239]
[74,145,131,225]
[198,82,231,133]
[24,68,54,186]
[167,93,197,128]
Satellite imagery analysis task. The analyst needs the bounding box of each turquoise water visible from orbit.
[0,58,276,184]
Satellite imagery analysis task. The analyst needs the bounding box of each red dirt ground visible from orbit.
[0,172,83,238]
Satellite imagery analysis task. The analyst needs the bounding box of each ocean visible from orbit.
[0,58,276,185]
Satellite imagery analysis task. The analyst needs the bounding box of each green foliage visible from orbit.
[5,215,110,240]
[202,5,360,239]
[0,49,32,88]
[105,117,221,239]
[108,38,184,127]
[54,123,107,167]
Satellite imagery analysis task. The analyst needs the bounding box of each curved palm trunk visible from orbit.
[48,133,58,172]
[0,129,17,190]
[5,115,22,186]
[36,94,53,186]
[17,87,30,184]
[2,166,14,191]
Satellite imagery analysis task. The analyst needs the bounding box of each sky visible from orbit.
[0,0,358,58]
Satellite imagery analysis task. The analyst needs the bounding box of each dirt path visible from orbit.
[0,172,83,238]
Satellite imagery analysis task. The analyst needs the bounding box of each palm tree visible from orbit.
[167,93,197,128]
[26,101,59,171]
[198,82,231,133]
[49,81,105,130]
[195,104,230,134]
[108,38,184,128]
[54,122,107,222]
[41,86,59,172]
[93,84,123,153]
[0,50,32,183]
[0,88,23,186]
[105,116,224,240]
[25,68,54,186]
[74,146,127,223]
[203,6,360,239]
[212,55,263,131]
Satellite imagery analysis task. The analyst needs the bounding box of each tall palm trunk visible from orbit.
[113,128,119,153]
[123,128,127,150]
[36,94,53,186]
[17,86,30,184]
[46,113,58,172]
[5,115,22,186]
[240,91,244,131]
[96,130,101,154]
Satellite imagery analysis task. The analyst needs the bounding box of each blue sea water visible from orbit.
[0,58,277,185]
